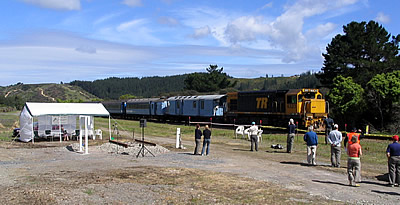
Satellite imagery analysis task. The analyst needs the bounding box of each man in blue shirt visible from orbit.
[323,115,334,144]
[387,135,400,186]
[304,126,318,165]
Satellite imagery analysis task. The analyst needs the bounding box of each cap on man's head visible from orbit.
[252,122,255,125]
[393,135,399,141]
[334,124,338,129]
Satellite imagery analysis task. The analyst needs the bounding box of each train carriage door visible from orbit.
[176,100,180,115]
[196,100,200,116]
[286,95,297,114]
[199,99,204,116]
[150,102,154,116]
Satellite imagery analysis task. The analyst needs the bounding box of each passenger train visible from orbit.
[102,88,328,128]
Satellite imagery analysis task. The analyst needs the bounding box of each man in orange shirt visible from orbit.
[344,128,361,148]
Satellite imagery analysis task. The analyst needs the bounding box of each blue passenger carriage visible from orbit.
[150,98,168,116]
[102,100,125,118]
[125,98,158,118]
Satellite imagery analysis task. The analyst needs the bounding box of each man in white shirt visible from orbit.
[328,124,342,167]
[249,122,259,151]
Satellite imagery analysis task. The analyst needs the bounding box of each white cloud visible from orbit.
[306,22,337,39]
[94,12,123,26]
[260,2,273,10]
[122,0,142,7]
[117,19,148,32]
[225,16,269,43]
[191,26,211,39]
[221,0,359,63]
[22,0,81,10]
[375,12,390,24]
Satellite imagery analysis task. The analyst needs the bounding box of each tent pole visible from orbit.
[59,115,62,142]
[85,116,89,154]
[79,116,83,152]
[109,116,111,140]
[32,117,34,144]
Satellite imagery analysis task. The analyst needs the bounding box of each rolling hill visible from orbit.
[0,83,99,111]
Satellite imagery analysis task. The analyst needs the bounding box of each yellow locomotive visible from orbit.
[226,88,328,127]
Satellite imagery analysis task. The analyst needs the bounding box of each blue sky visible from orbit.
[0,0,398,86]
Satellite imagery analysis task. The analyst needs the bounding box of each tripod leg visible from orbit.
[143,145,155,157]
[136,146,145,158]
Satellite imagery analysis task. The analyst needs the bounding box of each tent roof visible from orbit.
[24,102,110,117]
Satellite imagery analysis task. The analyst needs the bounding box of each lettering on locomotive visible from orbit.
[256,97,268,109]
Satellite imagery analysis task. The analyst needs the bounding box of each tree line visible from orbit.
[70,75,187,99]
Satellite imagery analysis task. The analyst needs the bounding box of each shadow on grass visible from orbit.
[312,179,349,187]
[371,190,400,196]
[375,173,389,182]
[178,152,198,156]
[280,161,311,166]
[265,150,286,153]
[361,180,389,187]
[232,148,252,152]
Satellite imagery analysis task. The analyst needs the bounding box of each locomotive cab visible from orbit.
[286,89,326,127]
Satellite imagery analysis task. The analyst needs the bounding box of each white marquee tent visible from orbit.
[19,102,111,153]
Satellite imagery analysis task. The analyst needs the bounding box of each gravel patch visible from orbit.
[66,142,169,156]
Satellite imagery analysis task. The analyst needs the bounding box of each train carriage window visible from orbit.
[303,93,315,99]
[177,101,180,109]
[201,101,204,109]
[193,101,197,108]
[287,95,297,104]
[298,95,303,102]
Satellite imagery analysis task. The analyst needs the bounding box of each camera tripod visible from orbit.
[136,125,155,158]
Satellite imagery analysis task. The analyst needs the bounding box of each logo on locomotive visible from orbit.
[256,97,268,109]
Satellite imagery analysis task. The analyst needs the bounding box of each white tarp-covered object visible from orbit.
[19,102,110,143]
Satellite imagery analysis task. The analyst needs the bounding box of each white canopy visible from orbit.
[24,102,109,116]
[19,102,111,147]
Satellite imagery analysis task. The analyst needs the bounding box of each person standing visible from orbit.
[344,128,361,148]
[287,119,296,153]
[61,125,69,141]
[304,126,318,165]
[328,124,342,167]
[386,135,400,187]
[347,136,362,187]
[323,115,334,144]
[193,124,202,155]
[201,125,212,156]
[249,122,259,151]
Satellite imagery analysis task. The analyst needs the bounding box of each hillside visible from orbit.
[0,83,99,110]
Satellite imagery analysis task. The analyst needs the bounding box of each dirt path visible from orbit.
[145,136,400,204]
[38,88,56,102]
[0,137,399,204]
[4,89,18,98]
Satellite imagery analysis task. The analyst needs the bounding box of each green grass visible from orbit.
[83,188,94,195]
[0,111,19,141]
